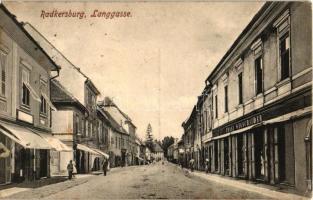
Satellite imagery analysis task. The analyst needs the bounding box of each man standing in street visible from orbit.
[102,158,109,176]
[67,160,74,180]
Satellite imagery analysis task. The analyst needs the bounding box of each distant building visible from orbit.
[152,142,164,161]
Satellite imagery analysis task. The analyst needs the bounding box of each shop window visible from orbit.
[255,57,263,95]
[238,72,243,104]
[279,33,290,80]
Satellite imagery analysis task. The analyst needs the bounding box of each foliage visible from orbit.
[160,136,175,157]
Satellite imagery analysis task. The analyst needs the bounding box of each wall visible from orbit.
[51,110,73,133]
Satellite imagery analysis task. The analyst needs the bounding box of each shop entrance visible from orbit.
[214,140,218,172]
[255,129,265,179]
[277,126,286,182]
[39,150,48,178]
[224,138,229,175]
[237,134,244,176]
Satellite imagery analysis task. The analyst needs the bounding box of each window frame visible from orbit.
[21,67,31,108]
[0,50,7,98]
[224,85,228,113]
[254,56,263,96]
[238,72,243,105]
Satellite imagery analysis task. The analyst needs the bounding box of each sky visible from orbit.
[4,1,264,140]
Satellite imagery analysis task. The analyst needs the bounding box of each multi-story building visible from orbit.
[182,106,196,168]
[0,4,70,183]
[98,97,133,167]
[182,2,311,195]
[23,22,108,174]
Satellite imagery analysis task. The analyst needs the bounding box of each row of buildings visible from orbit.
[0,3,152,184]
[177,2,312,195]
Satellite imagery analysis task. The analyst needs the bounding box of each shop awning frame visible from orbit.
[77,144,101,155]
[92,148,109,159]
[37,133,72,152]
[0,122,51,149]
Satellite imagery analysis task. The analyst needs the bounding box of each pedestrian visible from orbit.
[189,159,194,172]
[102,158,109,176]
[205,158,209,173]
[72,160,77,178]
[67,160,74,180]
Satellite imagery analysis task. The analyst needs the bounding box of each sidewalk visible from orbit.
[0,173,99,198]
[181,166,310,200]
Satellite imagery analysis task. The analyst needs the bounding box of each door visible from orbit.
[0,133,6,184]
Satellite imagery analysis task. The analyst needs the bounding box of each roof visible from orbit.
[0,4,60,71]
[98,108,128,135]
[154,142,164,152]
[51,79,87,113]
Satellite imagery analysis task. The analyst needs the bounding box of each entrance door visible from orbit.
[224,138,229,175]
[255,129,265,180]
[40,150,48,178]
[237,134,244,176]
[214,140,218,172]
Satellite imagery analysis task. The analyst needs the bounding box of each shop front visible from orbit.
[0,121,52,183]
[211,89,311,193]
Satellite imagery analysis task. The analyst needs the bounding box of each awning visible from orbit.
[37,133,72,152]
[92,148,109,159]
[0,122,51,149]
[77,144,100,155]
[263,106,311,125]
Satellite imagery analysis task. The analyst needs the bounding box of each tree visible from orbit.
[161,136,175,157]
[145,123,154,152]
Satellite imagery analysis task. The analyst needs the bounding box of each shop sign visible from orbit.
[0,142,10,158]
[214,114,263,136]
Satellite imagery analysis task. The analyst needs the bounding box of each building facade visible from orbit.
[181,2,312,195]
[0,4,67,183]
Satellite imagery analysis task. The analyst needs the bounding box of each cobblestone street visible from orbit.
[1,162,277,199]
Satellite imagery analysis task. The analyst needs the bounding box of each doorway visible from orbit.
[237,134,244,176]
[255,129,265,180]
[224,138,229,175]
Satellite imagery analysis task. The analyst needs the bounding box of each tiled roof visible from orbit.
[51,79,77,103]
[100,109,128,135]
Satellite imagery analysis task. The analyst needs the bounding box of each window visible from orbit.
[224,86,228,113]
[115,137,118,148]
[280,33,290,80]
[85,120,89,136]
[255,57,263,95]
[40,95,47,114]
[238,72,243,104]
[215,95,218,119]
[22,68,30,106]
[0,52,6,96]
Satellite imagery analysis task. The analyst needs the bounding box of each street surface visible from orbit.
[3,162,272,199]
